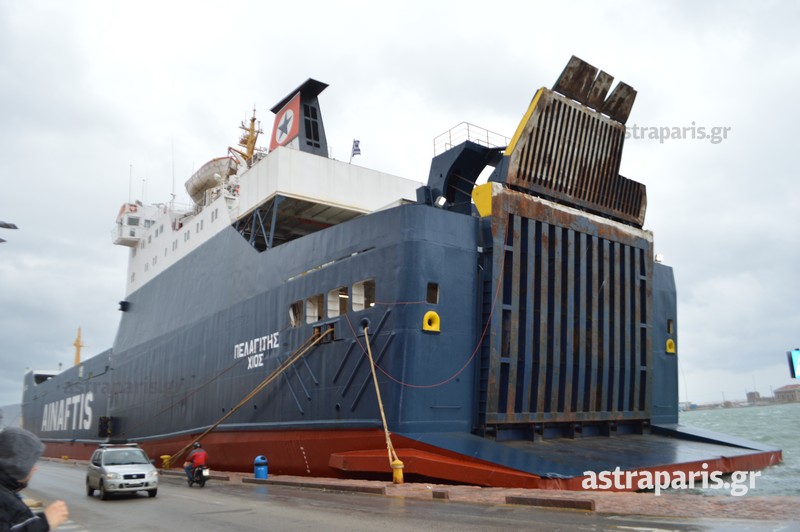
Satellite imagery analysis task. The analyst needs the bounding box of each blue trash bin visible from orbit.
[254,455,268,479]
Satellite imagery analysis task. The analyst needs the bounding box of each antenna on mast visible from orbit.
[73,327,84,366]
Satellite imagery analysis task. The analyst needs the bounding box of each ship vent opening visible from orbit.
[352,279,376,311]
[327,287,349,318]
[303,104,322,149]
[289,301,303,328]
[306,294,324,324]
[289,278,377,330]
[33,373,56,385]
[426,283,439,304]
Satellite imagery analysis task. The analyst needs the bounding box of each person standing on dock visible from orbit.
[0,427,69,531]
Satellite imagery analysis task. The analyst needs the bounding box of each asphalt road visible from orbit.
[19,461,787,531]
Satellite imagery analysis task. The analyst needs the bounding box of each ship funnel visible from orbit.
[269,78,329,158]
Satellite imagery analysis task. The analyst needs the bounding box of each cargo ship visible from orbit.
[21,57,781,489]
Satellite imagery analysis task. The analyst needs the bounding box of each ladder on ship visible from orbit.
[474,244,494,437]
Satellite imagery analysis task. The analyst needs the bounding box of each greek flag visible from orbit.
[351,139,361,157]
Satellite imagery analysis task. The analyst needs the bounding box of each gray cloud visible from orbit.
[1,0,798,406]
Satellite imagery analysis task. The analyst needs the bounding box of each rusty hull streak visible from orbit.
[497,189,652,249]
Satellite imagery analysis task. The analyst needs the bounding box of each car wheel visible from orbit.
[99,480,109,501]
[148,488,157,498]
[86,478,94,497]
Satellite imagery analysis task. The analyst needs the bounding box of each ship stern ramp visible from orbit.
[327,427,780,490]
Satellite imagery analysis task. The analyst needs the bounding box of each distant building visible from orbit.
[746,391,761,404]
[774,384,800,403]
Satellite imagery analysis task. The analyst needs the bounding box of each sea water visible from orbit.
[680,402,800,496]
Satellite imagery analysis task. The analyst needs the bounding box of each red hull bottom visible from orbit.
[40,429,782,491]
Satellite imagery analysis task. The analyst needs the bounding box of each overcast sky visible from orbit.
[1,0,798,408]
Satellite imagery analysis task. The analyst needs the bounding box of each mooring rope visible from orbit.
[123,323,295,437]
[163,328,333,467]
[363,325,403,483]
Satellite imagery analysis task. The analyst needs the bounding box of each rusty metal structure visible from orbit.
[480,189,652,438]
[505,56,645,228]
[479,56,652,438]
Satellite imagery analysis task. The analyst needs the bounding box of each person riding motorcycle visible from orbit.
[183,442,208,485]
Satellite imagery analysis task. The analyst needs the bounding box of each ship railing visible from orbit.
[433,122,510,156]
[165,200,195,215]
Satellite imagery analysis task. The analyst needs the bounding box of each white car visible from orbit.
[86,444,159,499]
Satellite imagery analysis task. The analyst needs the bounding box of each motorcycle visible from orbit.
[188,465,210,487]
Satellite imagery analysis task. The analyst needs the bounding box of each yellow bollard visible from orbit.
[391,459,404,484]
[160,455,172,469]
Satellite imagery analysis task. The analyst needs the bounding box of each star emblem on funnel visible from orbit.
[275,109,294,144]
